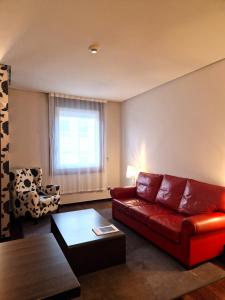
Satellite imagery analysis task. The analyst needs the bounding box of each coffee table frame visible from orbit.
[51,209,126,275]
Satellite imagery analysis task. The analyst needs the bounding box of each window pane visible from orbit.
[56,107,101,170]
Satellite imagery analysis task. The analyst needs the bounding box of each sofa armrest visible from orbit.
[110,186,136,200]
[182,212,225,235]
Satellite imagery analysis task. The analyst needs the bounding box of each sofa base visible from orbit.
[113,206,225,267]
[113,207,188,265]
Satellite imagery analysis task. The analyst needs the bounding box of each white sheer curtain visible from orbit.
[49,93,107,194]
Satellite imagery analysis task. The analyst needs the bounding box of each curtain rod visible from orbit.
[50,92,107,103]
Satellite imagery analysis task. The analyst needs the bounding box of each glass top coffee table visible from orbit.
[51,209,126,275]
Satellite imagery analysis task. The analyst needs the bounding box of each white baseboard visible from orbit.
[60,190,111,205]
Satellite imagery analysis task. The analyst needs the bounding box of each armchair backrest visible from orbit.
[10,168,43,192]
[30,168,42,187]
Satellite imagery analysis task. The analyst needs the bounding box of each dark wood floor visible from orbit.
[179,278,225,300]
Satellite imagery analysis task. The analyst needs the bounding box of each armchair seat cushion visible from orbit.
[39,196,54,207]
[148,213,185,243]
[39,195,59,214]
[52,194,60,204]
[129,204,173,224]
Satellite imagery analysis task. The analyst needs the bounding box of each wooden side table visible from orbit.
[0,234,80,299]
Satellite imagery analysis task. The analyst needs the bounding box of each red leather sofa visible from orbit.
[110,173,225,267]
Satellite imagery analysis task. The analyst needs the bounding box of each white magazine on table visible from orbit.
[92,224,119,236]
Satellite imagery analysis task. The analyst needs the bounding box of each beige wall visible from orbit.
[9,88,121,204]
[122,59,225,186]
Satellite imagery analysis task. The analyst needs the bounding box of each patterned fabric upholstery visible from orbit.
[10,168,60,219]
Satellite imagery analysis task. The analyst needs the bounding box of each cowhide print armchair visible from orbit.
[10,168,60,219]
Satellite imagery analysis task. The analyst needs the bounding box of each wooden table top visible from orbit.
[51,208,125,247]
[0,234,80,300]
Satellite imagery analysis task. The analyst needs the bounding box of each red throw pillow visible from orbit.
[178,179,225,215]
[136,172,163,202]
[155,174,187,211]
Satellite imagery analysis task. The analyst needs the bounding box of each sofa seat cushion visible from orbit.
[178,179,225,215]
[113,198,150,214]
[148,213,185,243]
[136,172,163,202]
[129,204,173,224]
[155,175,187,211]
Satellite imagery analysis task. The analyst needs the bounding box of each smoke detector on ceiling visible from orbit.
[88,44,100,54]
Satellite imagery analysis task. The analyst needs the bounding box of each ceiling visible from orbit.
[1,0,225,101]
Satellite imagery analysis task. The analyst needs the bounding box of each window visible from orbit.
[53,98,104,174]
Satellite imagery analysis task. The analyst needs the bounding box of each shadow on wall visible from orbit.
[0,2,41,62]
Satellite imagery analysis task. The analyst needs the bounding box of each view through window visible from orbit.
[55,106,102,172]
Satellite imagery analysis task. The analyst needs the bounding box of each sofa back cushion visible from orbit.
[178,179,225,215]
[136,172,163,202]
[156,175,187,210]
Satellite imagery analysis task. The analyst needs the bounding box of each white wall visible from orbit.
[9,88,121,204]
[122,59,225,186]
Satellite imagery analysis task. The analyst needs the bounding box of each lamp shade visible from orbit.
[126,165,137,179]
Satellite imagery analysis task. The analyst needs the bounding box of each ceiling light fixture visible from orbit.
[88,44,100,54]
